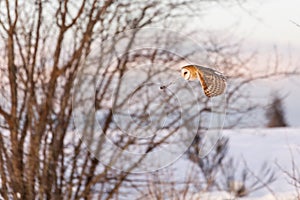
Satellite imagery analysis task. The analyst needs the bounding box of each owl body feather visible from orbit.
[181,65,226,97]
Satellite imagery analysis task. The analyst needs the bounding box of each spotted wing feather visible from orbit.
[195,65,226,97]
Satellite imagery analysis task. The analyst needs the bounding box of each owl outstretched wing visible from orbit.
[195,66,227,97]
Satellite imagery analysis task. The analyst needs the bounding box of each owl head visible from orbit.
[181,65,198,80]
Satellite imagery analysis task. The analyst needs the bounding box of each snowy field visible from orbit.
[225,128,300,197]
[162,128,300,200]
[172,128,300,200]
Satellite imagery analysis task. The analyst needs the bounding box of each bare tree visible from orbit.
[0,0,229,199]
[266,94,288,128]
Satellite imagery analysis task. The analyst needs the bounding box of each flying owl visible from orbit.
[181,65,227,97]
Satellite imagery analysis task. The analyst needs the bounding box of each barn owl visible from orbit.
[181,65,226,97]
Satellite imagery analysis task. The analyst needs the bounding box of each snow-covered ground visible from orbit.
[224,128,300,198]
[171,128,300,200]
[192,191,297,200]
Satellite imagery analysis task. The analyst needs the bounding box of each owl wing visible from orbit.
[196,66,227,97]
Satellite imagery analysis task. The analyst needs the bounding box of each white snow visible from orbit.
[224,128,300,197]
[192,191,297,200]
[171,128,300,200]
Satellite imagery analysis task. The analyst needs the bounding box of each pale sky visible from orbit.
[200,0,300,46]
[198,0,300,127]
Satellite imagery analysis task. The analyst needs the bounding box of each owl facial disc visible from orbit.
[181,68,190,80]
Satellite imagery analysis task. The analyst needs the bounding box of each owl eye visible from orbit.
[184,71,188,75]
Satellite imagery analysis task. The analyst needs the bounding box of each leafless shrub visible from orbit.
[219,158,277,198]
[136,165,202,200]
[187,134,229,191]
[276,147,300,199]
[186,134,276,198]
